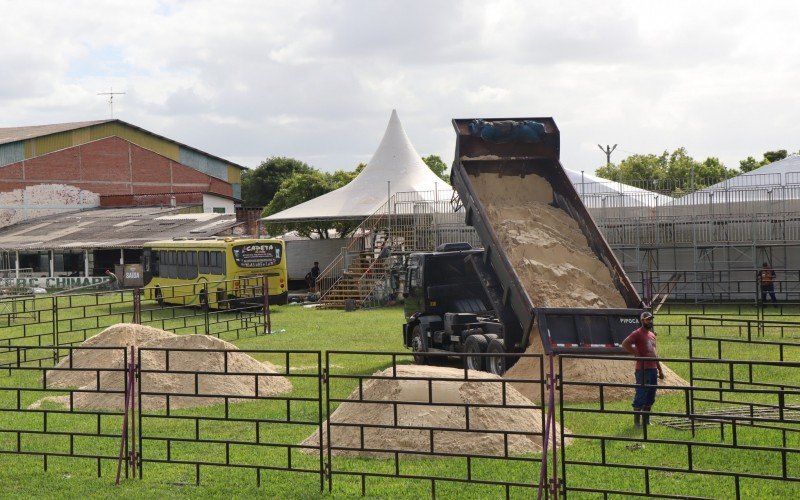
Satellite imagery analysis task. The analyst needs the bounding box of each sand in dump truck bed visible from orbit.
[469,172,688,400]
[468,172,625,308]
[31,324,292,410]
[302,365,570,458]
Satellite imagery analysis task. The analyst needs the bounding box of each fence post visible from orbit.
[133,288,141,325]
[203,282,210,336]
[52,296,59,348]
[262,275,271,335]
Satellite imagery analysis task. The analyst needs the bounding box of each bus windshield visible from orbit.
[232,243,282,268]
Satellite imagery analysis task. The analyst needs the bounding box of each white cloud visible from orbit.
[0,0,798,175]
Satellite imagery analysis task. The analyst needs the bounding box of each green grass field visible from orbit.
[0,299,798,499]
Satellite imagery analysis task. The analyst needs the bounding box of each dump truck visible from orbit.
[402,117,645,374]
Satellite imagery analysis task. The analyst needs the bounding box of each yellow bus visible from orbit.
[141,237,288,308]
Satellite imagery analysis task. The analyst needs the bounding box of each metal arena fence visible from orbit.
[0,277,274,351]
[0,343,797,497]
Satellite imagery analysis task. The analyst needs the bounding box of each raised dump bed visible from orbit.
[403,117,645,374]
[450,117,643,354]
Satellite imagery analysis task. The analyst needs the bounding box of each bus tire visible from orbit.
[155,286,164,307]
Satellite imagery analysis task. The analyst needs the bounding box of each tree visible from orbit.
[739,156,761,173]
[596,153,667,192]
[261,163,365,239]
[422,155,450,184]
[240,157,314,207]
[763,150,788,164]
[737,149,791,174]
[594,148,737,195]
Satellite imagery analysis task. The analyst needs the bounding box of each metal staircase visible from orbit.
[315,189,479,309]
[315,201,395,309]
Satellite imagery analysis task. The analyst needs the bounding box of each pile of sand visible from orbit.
[302,365,569,458]
[32,324,292,410]
[45,323,174,389]
[469,173,689,400]
[506,337,689,403]
[469,172,625,308]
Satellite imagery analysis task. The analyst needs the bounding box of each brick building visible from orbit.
[0,119,245,226]
[0,120,249,281]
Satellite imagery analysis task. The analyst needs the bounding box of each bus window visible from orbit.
[177,251,187,279]
[187,251,197,279]
[199,251,209,274]
[210,251,225,275]
[158,251,168,278]
[169,250,177,279]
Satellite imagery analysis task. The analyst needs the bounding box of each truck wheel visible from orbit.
[464,335,488,372]
[411,325,428,365]
[487,338,506,375]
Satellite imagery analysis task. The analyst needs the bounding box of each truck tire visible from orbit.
[487,338,506,375]
[411,325,428,365]
[464,334,488,372]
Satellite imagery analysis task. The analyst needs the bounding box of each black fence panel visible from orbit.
[556,353,800,499]
[0,278,273,352]
[0,340,798,498]
[324,351,546,499]
[136,347,324,492]
[0,346,130,479]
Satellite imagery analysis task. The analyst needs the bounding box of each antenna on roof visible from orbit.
[97,87,126,118]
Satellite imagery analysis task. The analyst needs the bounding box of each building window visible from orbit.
[212,207,226,214]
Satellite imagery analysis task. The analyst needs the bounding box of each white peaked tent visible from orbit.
[265,110,449,222]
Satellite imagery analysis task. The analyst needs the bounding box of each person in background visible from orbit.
[758,262,778,308]
[306,261,321,291]
[621,311,664,427]
[105,269,119,290]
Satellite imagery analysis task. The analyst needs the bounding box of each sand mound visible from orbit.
[302,365,569,458]
[33,325,292,410]
[45,323,175,389]
[506,336,689,403]
[469,173,689,400]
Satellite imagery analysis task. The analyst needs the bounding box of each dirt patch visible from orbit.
[302,364,569,458]
[32,324,292,410]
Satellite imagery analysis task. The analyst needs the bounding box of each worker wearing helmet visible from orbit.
[621,311,664,427]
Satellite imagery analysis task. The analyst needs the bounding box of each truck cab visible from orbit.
[402,243,508,373]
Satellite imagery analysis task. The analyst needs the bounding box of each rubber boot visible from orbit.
[633,407,641,427]
[642,406,651,426]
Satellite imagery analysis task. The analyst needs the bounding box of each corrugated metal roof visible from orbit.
[0,120,112,145]
[0,206,240,251]
[0,119,247,173]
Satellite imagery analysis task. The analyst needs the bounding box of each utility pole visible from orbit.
[597,144,618,166]
[97,87,126,118]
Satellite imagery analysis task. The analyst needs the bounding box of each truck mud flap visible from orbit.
[536,307,643,354]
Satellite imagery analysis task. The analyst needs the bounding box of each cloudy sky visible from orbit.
[1,0,798,175]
